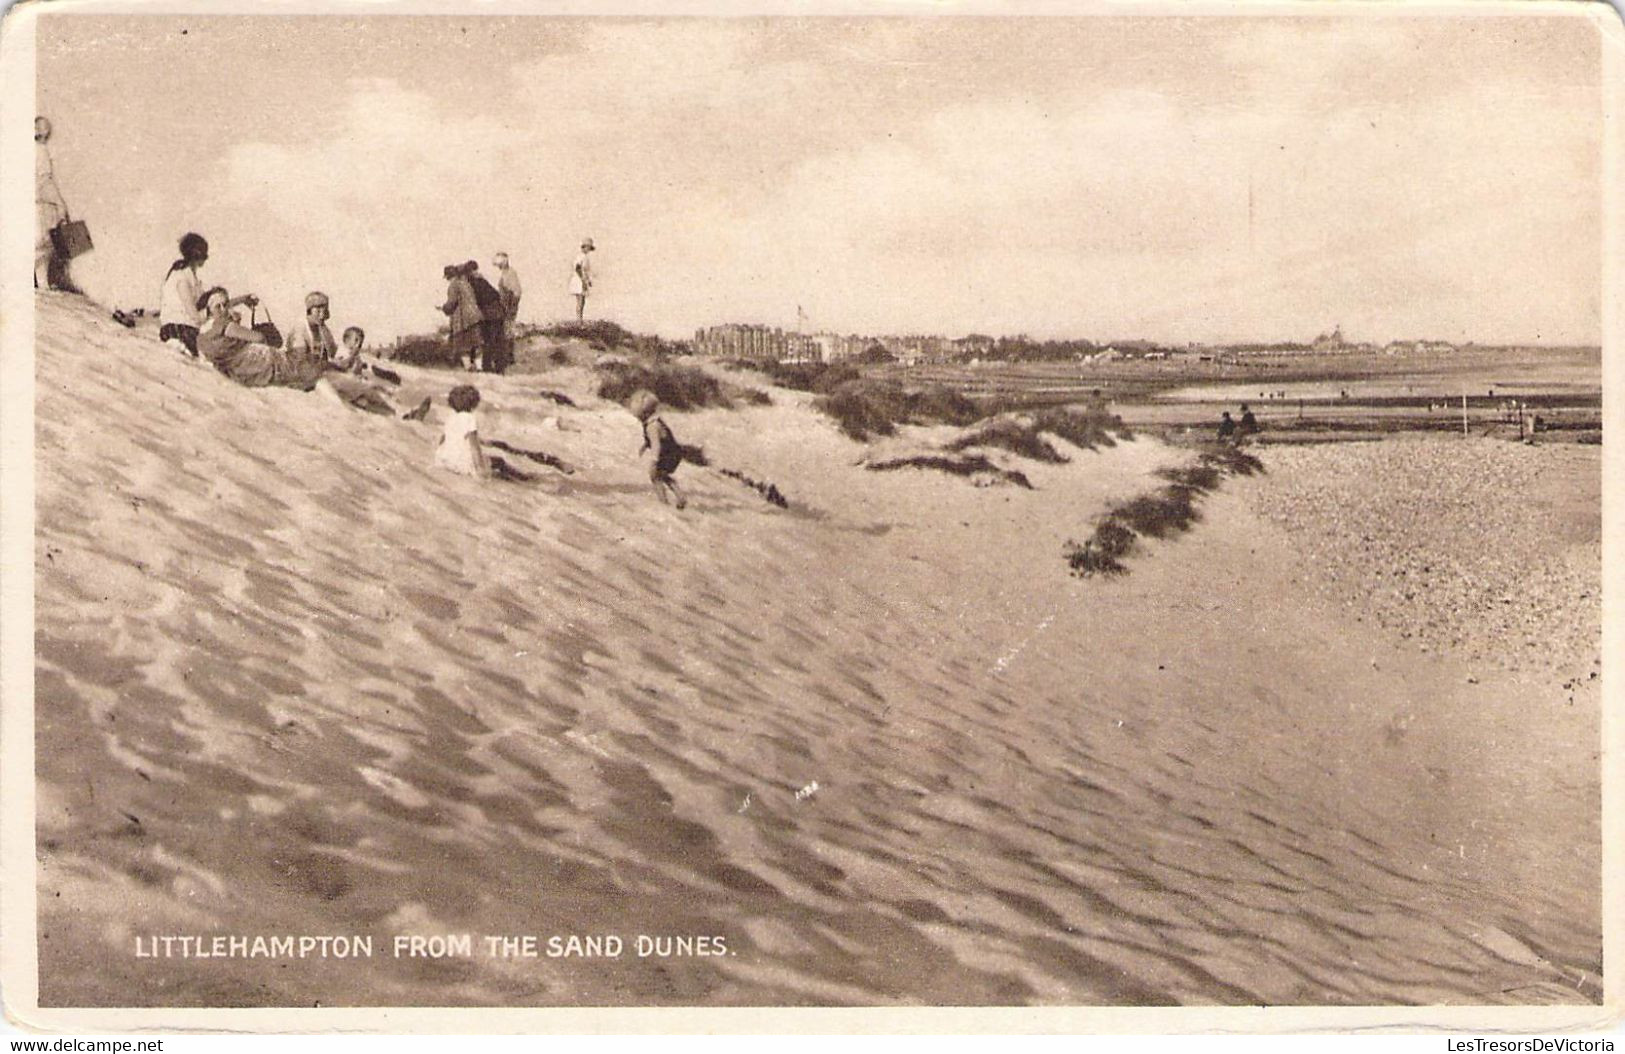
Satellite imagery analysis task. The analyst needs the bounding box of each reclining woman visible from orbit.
[196,285,328,391]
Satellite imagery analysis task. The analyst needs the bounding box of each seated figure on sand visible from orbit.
[157,232,210,357]
[1217,410,1237,441]
[286,291,338,362]
[630,390,687,510]
[196,286,331,390]
[326,326,430,420]
[435,384,492,478]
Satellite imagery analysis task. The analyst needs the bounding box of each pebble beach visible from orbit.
[1241,436,1600,695]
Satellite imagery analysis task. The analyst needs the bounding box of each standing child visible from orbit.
[435,384,492,478]
[630,390,687,510]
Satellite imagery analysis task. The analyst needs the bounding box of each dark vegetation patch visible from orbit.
[816,381,982,440]
[719,468,790,508]
[595,361,735,411]
[731,360,863,394]
[1065,442,1264,577]
[540,319,638,348]
[485,440,575,475]
[946,418,1068,463]
[867,454,1033,490]
[390,333,456,367]
[1029,406,1135,450]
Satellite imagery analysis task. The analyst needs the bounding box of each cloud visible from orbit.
[43,15,1603,344]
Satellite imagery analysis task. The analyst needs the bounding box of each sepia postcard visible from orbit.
[1,0,1620,1035]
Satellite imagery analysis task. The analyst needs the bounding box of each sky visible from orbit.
[36,14,1604,345]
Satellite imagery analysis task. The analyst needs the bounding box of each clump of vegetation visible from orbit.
[1029,406,1135,450]
[867,454,1033,489]
[738,360,864,394]
[1066,442,1265,577]
[1197,443,1264,476]
[595,360,732,411]
[1109,487,1202,539]
[543,319,637,347]
[816,380,911,440]
[945,418,1068,463]
[815,380,985,441]
[719,468,790,508]
[1064,521,1136,577]
[390,332,456,367]
[912,385,984,427]
[485,439,575,475]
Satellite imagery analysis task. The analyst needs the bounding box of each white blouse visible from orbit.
[158,266,204,329]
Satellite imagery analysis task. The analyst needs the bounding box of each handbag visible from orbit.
[249,304,282,349]
[50,218,93,260]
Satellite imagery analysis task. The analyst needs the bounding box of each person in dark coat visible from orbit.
[1239,403,1259,437]
[1217,411,1237,441]
[464,260,510,374]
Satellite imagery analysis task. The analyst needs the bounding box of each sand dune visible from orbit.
[29,292,1599,1008]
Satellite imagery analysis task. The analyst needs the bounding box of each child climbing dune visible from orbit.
[630,389,687,510]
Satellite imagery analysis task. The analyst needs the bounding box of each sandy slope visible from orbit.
[29,292,1600,1007]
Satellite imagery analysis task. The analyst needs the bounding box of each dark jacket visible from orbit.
[468,273,505,323]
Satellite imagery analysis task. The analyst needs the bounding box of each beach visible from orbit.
[30,291,1601,1008]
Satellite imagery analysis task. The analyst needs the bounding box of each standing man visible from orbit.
[570,237,595,322]
[35,117,70,291]
[494,252,522,325]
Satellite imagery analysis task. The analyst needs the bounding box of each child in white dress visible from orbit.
[435,385,491,478]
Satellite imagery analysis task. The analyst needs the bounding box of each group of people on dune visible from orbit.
[156,232,430,420]
[149,231,685,506]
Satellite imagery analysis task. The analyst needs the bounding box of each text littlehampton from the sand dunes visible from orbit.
[132,934,729,960]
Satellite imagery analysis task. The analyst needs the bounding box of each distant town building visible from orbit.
[1311,325,1348,352]
[693,324,864,363]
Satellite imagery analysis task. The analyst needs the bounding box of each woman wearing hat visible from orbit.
[35,116,70,291]
[286,291,338,363]
[197,286,326,391]
[441,263,484,370]
[570,238,595,322]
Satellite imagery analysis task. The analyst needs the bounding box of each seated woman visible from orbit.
[196,285,327,390]
[285,290,338,362]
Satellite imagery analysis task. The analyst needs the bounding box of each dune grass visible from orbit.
[816,380,984,440]
[945,418,1068,463]
[595,360,769,411]
[867,454,1034,489]
[1066,441,1264,577]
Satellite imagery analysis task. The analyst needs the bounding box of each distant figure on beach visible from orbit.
[441,263,484,372]
[158,232,210,356]
[630,390,688,509]
[286,291,338,362]
[1217,411,1237,441]
[495,252,522,326]
[35,117,72,291]
[198,286,327,391]
[326,326,430,420]
[1239,403,1259,437]
[465,261,510,374]
[435,384,492,478]
[570,238,595,321]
